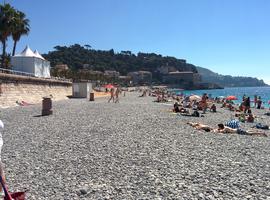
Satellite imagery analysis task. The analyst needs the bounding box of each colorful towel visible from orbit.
[225,119,240,129]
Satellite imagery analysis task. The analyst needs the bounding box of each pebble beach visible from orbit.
[1,92,270,199]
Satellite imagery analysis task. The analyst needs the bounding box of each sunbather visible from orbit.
[187,122,213,132]
[214,124,267,137]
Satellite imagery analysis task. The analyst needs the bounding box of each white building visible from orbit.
[11,46,51,78]
[72,82,93,98]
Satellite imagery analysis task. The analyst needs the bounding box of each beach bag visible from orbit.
[255,123,269,130]
[192,110,200,117]
[0,176,26,200]
[264,112,270,116]
[225,119,240,129]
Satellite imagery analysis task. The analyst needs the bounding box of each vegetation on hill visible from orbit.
[44,44,268,87]
[43,44,198,82]
[196,67,268,87]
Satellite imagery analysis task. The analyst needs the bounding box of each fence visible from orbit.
[0,67,72,82]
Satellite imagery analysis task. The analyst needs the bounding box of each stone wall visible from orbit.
[0,73,72,108]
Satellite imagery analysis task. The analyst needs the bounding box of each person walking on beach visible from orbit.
[108,88,115,103]
[115,87,120,103]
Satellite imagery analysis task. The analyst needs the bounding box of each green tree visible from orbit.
[11,10,30,56]
[0,3,16,67]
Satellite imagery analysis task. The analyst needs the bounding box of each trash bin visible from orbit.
[89,92,94,101]
[42,97,53,116]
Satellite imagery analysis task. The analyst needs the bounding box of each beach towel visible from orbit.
[225,119,240,129]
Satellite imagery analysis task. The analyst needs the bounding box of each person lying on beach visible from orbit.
[181,110,203,117]
[187,122,212,132]
[214,124,267,137]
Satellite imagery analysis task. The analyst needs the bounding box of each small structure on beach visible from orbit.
[11,46,51,78]
[72,82,93,98]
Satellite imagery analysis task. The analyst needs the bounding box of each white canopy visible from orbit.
[14,45,36,57]
[34,50,45,60]
[11,45,50,78]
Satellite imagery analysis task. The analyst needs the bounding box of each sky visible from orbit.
[5,0,270,84]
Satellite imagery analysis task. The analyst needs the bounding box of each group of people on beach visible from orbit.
[147,88,269,137]
[108,87,122,103]
[187,122,267,137]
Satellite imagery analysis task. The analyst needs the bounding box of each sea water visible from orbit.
[174,86,270,107]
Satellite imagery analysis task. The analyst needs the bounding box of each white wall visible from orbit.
[11,57,50,78]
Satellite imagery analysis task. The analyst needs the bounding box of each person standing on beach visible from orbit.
[201,93,208,114]
[257,96,262,109]
[244,97,251,113]
[108,88,115,103]
[254,95,258,108]
[0,120,5,195]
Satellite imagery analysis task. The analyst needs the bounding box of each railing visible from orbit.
[0,67,72,82]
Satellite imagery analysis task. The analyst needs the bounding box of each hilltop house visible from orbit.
[127,71,152,85]
[104,70,120,78]
[162,71,201,86]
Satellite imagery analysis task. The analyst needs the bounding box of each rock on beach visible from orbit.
[1,92,270,199]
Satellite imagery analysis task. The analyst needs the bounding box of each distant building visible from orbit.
[11,46,51,78]
[128,71,152,85]
[83,64,90,69]
[119,76,132,85]
[162,71,201,85]
[157,66,178,74]
[104,70,120,78]
[55,64,69,71]
[157,66,169,74]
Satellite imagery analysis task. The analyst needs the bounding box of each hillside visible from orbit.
[43,44,197,83]
[43,44,267,87]
[197,67,268,87]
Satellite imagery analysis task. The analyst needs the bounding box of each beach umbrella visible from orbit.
[104,84,115,89]
[226,95,238,100]
[189,95,201,101]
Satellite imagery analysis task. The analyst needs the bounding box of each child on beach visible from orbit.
[210,104,217,112]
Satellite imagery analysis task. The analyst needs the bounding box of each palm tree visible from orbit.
[11,10,30,56]
[0,3,16,67]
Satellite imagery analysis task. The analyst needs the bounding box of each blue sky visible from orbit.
[5,0,270,83]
